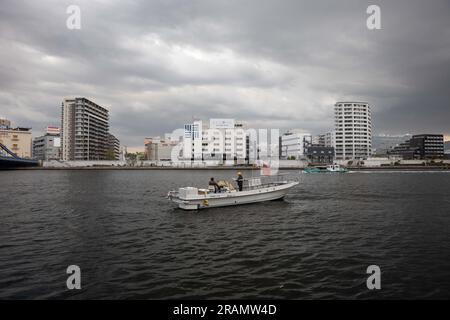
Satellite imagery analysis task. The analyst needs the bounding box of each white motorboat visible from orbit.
[303,164,348,173]
[326,164,348,173]
[167,176,299,210]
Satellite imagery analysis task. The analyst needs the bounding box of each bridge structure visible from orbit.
[0,142,39,168]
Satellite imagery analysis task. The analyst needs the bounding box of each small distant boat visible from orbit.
[326,164,348,173]
[167,176,299,210]
[303,164,348,173]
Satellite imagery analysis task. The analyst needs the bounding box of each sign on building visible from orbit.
[210,119,235,129]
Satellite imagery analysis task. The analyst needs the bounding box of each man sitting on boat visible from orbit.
[209,177,221,193]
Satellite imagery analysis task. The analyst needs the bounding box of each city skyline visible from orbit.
[2,104,450,154]
[1,0,450,150]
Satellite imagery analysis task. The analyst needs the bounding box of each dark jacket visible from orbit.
[236,174,244,191]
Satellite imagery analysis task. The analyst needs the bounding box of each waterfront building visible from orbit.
[32,126,61,161]
[182,119,248,163]
[372,134,412,156]
[145,136,176,161]
[305,146,335,164]
[107,133,120,160]
[408,134,444,159]
[388,140,415,159]
[389,134,444,160]
[334,102,372,160]
[280,130,312,160]
[205,119,246,162]
[0,119,32,158]
[61,97,109,161]
[183,120,204,161]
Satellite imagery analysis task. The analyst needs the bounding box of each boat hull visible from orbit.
[171,182,299,210]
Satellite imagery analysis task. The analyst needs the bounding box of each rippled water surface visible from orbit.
[1,169,450,299]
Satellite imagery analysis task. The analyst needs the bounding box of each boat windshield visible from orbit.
[242,175,289,191]
[206,174,292,193]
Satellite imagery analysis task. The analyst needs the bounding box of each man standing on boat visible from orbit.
[236,172,244,191]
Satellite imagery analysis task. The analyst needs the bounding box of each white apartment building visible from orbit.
[325,131,335,147]
[334,102,372,160]
[182,119,247,162]
[280,130,312,160]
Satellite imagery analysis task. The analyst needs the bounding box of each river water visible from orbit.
[0,169,449,299]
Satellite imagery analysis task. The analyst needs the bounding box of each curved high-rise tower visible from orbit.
[334,102,372,160]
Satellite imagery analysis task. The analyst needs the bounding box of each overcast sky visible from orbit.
[1,0,449,149]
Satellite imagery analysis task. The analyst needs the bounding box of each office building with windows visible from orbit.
[280,130,312,160]
[389,134,444,160]
[32,126,61,161]
[181,119,248,163]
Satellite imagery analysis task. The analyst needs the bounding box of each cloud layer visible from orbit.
[1,0,449,148]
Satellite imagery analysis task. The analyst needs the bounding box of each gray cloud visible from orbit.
[0,0,449,148]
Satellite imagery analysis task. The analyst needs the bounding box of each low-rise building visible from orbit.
[305,146,335,164]
[313,131,336,154]
[373,134,412,156]
[411,134,444,159]
[389,134,444,160]
[145,137,176,161]
[280,130,312,160]
[0,120,32,158]
[32,126,61,160]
